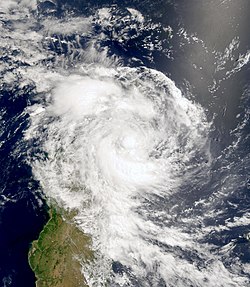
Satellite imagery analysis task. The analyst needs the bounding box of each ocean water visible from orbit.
[0,0,249,286]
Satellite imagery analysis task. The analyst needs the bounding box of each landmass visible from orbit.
[28,207,93,287]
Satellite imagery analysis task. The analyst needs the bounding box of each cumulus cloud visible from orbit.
[0,0,37,11]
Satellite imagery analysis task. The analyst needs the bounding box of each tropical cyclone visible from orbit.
[1,1,248,286]
[26,65,215,286]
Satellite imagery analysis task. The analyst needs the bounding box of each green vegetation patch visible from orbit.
[29,208,94,287]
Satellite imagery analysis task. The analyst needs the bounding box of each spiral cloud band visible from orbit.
[0,1,249,285]
[26,66,246,286]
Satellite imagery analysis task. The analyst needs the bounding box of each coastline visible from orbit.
[28,207,93,287]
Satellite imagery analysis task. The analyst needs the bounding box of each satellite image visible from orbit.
[0,0,249,286]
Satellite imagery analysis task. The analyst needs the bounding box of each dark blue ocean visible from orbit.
[0,0,249,286]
